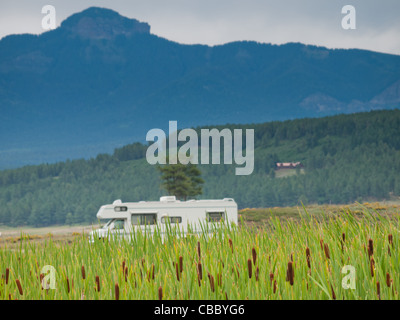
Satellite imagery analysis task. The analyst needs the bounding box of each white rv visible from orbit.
[89,196,238,242]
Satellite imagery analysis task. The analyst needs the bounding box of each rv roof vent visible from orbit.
[223,198,234,202]
[160,196,176,202]
[113,199,122,205]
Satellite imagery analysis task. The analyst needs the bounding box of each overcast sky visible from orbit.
[0,0,399,55]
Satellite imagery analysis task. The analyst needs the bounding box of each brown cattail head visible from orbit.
[386,273,391,288]
[39,273,44,289]
[324,243,330,260]
[158,286,163,300]
[197,242,201,260]
[388,245,391,256]
[115,283,119,300]
[151,264,155,280]
[247,259,252,279]
[141,258,145,268]
[388,234,393,246]
[377,281,381,300]
[122,260,125,272]
[306,247,311,269]
[368,239,374,258]
[16,279,23,295]
[197,262,203,281]
[175,263,180,282]
[287,261,294,286]
[330,283,336,300]
[320,239,324,251]
[342,233,346,242]
[370,257,375,277]
[81,265,86,280]
[252,247,257,265]
[66,276,70,293]
[210,275,215,292]
[273,280,277,294]
[229,238,233,252]
[124,266,128,282]
[179,256,183,274]
[5,268,9,285]
[255,267,259,281]
[95,275,100,292]
[269,273,274,284]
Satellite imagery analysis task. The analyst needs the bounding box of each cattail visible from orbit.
[197,241,201,260]
[273,280,277,293]
[122,260,125,273]
[252,247,257,265]
[16,279,23,296]
[141,258,145,268]
[115,283,119,300]
[39,273,44,289]
[341,233,345,251]
[247,259,252,279]
[377,281,381,300]
[370,257,375,277]
[95,275,100,292]
[324,243,330,260]
[175,263,180,281]
[5,268,9,285]
[368,239,374,257]
[179,256,183,274]
[269,273,274,284]
[306,247,311,269]
[287,261,294,285]
[197,262,203,281]
[330,283,336,300]
[386,273,391,288]
[158,286,163,300]
[388,234,393,246]
[81,265,86,280]
[290,253,294,262]
[388,245,391,256]
[124,266,128,282]
[151,264,155,280]
[210,275,215,292]
[320,239,324,251]
[229,238,233,252]
[255,267,259,281]
[66,276,70,293]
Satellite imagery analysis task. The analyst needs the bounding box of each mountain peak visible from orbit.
[60,7,150,39]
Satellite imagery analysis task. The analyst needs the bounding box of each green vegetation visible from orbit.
[1,206,398,300]
[157,163,204,200]
[1,109,400,227]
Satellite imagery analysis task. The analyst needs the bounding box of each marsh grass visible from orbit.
[0,205,399,300]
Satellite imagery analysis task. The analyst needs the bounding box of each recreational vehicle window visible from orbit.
[114,206,128,212]
[104,219,125,230]
[131,214,157,226]
[161,216,182,224]
[206,211,225,222]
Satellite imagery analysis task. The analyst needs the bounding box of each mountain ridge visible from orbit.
[1,7,400,169]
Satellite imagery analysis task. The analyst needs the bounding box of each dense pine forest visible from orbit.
[1,109,400,227]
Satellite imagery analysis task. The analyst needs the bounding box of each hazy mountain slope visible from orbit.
[1,7,400,169]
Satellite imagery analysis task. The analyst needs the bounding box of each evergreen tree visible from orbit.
[157,163,204,200]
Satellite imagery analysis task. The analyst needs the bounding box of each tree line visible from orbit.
[0,109,400,227]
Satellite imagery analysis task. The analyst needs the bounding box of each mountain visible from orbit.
[1,7,400,169]
[1,109,400,227]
